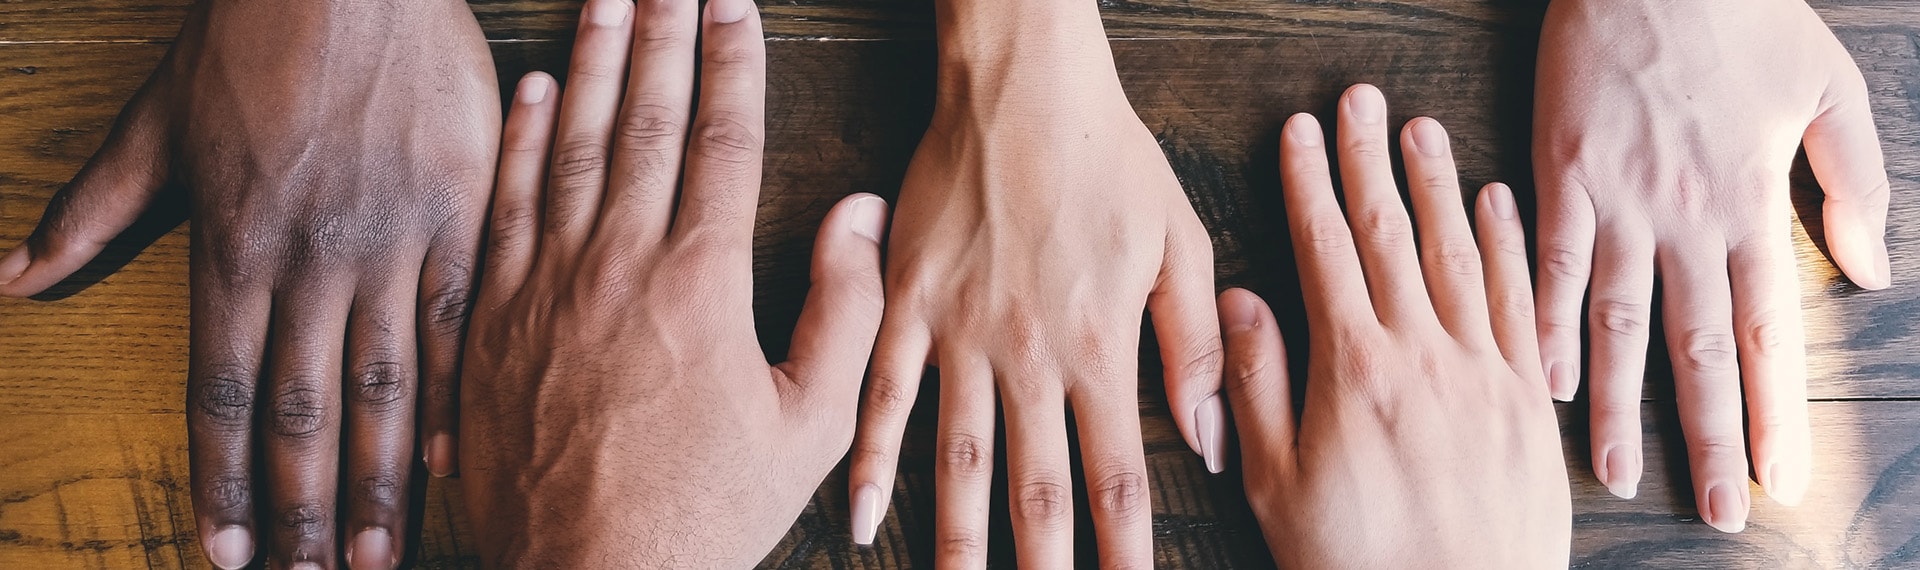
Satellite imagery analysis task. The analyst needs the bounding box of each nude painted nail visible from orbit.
[205,526,252,570]
[1704,483,1748,533]
[517,74,550,105]
[1346,84,1385,125]
[849,196,887,244]
[584,0,630,27]
[1410,118,1448,157]
[1287,114,1323,147]
[1764,462,1806,507]
[1547,361,1574,401]
[1600,444,1640,499]
[1196,394,1226,474]
[851,483,883,546]
[1489,183,1517,221]
[709,0,754,24]
[348,528,396,570]
[426,433,454,477]
[0,245,29,288]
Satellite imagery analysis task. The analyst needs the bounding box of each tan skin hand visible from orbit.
[1228,85,1570,569]
[845,1,1222,566]
[1533,0,1893,530]
[0,1,498,568]
[458,0,887,567]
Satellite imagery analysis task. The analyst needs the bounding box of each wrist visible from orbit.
[932,0,1128,119]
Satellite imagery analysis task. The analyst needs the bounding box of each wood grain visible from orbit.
[0,1,1916,568]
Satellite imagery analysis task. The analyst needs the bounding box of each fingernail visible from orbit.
[1287,113,1322,147]
[517,74,550,105]
[851,483,883,546]
[1345,84,1385,125]
[291,562,324,570]
[1222,293,1260,332]
[584,0,630,27]
[1489,183,1517,221]
[1409,118,1448,157]
[848,195,887,244]
[1196,394,1226,474]
[426,433,454,477]
[348,528,396,570]
[1548,361,1574,401]
[1599,444,1640,499]
[709,0,754,24]
[1763,462,1807,507]
[1704,483,1749,533]
[205,526,253,570]
[0,245,29,288]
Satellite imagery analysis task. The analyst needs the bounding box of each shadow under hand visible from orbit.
[27,183,186,302]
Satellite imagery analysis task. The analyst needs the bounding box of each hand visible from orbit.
[457,0,888,566]
[845,2,1223,565]
[1532,0,1892,529]
[0,1,499,567]
[1227,85,1570,568]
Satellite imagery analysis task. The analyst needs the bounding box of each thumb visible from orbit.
[0,88,171,297]
[777,193,890,419]
[1804,65,1892,290]
[1217,288,1296,472]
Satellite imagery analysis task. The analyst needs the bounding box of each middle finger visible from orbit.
[1335,84,1429,322]
[1658,245,1752,533]
[343,272,423,570]
[1002,371,1074,568]
[263,280,354,567]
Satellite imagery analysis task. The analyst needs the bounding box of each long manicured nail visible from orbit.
[851,483,883,545]
[0,245,29,288]
[1196,394,1226,474]
[205,526,253,570]
[348,528,397,570]
[517,74,550,105]
[585,0,630,27]
[849,195,887,244]
[1287,113,1323,147]
[1346,84,1385,125]
[426,433,454,477]
[1703,483,1749,533]
[709,0,754,23]
[1489,183,1517,220]
[1409,118,1448,157]
[1547,361,1574,401]
[1763,461,1807,507]
[1599,444,1640,499]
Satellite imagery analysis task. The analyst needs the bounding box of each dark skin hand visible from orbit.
[460,0,887,566]
[0,0,498,568]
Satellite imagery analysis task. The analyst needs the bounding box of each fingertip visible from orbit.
[1762,461,1808,507]
[843,193,888,245]
[1217,288,1264,332]
[0,244,29,293]
[1195,393,1226,474]
[707,0,756,24]
[1703,483,1750,533]
[426,432,455,478]
[1284,113,1323,148]
[1547,361,1576,401]
[851,482,884,546]
[515,72,553,106]
[205,525,254,570]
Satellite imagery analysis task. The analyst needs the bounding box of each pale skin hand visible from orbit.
[0,1,497,567]
[1533,0,1893,530]
[458,0,887,566]
[1229,85,1570,568]
[845,0,1224,565]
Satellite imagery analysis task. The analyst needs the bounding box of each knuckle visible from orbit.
[288,211,353,263]
[1540,244,1589,281]
[1742,317,1784,358]
[1176,338,1225,384]
[550,141,609,182]
[1417,171,1460,191]
[1013,474,1072,528]
[939,532,984,559]
[1591,300,1650,337]
[1491,289,1536,322]
[705,45,762,68]
[1092,469,1148,519]
[490,204,541,246]
[691,114,762,166]
[353,474,405,510]
[939,432,993,480]
[863,374,918,418]
[614,104,685,154]
[1300,216,1356,256]
[269,385,331,439]
[425,275,476,336]
[204,476,251,513]
[1678,329,1739,374]
[1357,206,1413,247]
[350,360,412,409]
[276,504,332,543]
[1340,138,1389,161]
[1429,239,1482,276]
[849,440,896,470]
[194,367,257,429]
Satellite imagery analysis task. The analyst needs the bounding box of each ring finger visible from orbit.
[344,269,425,570]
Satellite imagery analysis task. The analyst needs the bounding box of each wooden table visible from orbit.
[2,1,1917,568]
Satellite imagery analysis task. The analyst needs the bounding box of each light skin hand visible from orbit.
[0,1,498,567]
[458,0,888,566]
[1229,85,1570,568]
[844,0,1224,565]
[1533,0,1892,529]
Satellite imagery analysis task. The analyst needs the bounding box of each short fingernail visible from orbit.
[1196,394,1226,474]
[851,483,883,546]
[584,0,630,27]
[1287,113,1322,147]
[849,195,887,244]
[291,562,324,570]
[1489,183,1517,221]
[1600,444,1641,499]
[205,526,253,570]
[517,74,550,105]
[426,433,455,477]
[1345,84,1385,125]
[0,245,30,288]
[1410,118,1448,157]
[1763,462,1807,507]
[1222,293,1260,332]
[1704,483,1749,533]
[1548,361,1574,401]
[348,528,397,570]
[709,0,754,23]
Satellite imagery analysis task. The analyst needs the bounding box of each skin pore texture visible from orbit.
[0,0,499,567]
[844,0,1226,566]
[1532,0,1892,532]
[458,0,887,566]
[1230,85,1571,569]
